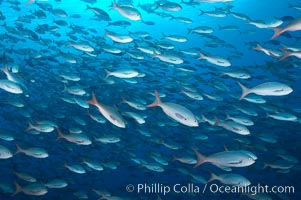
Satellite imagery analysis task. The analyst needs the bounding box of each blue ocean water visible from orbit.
[0,0,301,199]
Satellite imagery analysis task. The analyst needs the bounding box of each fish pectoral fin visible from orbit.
[227,160,243,165]
[273,89,284,92]
[175,113,187,120]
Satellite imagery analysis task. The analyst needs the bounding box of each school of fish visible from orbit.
[0,0,301,199]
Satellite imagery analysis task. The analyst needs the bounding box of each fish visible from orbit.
[44,179,68,189]
[162,34,187,42]
[64,162,86,174]
[208,172,251,186]
[214,117,250,135]
[15,144,49,158]
[112,0,141,21]
[12,182,48,196]
[226,114,254,126]
[271,16,301,39]
[105,30,134,43]
[267,112,298,121]
[238,82,293,100]
[220,71,251,79]
[87,92,126,128]
[0,145,13,159]
[193,149,256,169]
[121,97,146,110]
[105,69,139,79]
[67,42,94,52]
[56,128,92,145]
[253,44,282,58]
[173,155,197,164]
[86,5,111,21]
[153,51,184,65]
[0,132,14,141]
[0,79,23,94]
[122,111,146,124]
[141,161,165,172]
[0,0,300,199]
[156,1,182,12]
[94,134,120,144]
[82,159,104,171]
[13,171,36,183]
[198,52,231,67]
[280,49,301,60]
[26,122,55,133]
[147,90,198,127]
[248,18,283,29]
[188,26,213,34]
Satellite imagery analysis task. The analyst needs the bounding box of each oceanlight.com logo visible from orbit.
[208,183,295,196]
[125,183,295,196]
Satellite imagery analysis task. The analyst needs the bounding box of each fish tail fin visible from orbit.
[197,52,205,60]
[237,81,250,100]
[104,69,111,79]
[192,148,207,168]
[15,144,22,155]
[225,114,230,120]
[201,114,207,121]
[86,91,99,107]
[219,72,226,77]
[199,9,204,15]
[147,90,162,108]
[253,44,262,51]
[80,157,86,164]
[121,96,127,104]
[208,171,218,183]
[62,84,67,93]
[86,5,91,10]
[213,116,220,126]
[172,155,178,162]
[56,128,64,141]
[271,27,284,40]
[11,182,22,196]
[151,50,158,60]
[263,163,269,169]
[112,0,117,9]
[25,122,34,132]
[279,49,291,60]
[158,139,164,144]
[99,193,107,200]
[67,42,72,48]
[0,64,8,73]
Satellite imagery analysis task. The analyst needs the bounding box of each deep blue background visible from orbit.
[0,0,300,199]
